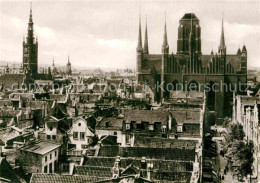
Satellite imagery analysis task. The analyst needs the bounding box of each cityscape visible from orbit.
[0,1,260,183]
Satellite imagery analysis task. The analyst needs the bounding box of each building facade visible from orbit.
[137,13,247,120]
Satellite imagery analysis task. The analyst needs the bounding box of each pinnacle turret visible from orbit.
[162,14,169,54]
[219,13,226,53]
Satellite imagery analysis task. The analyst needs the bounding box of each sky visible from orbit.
[0,0,260,69]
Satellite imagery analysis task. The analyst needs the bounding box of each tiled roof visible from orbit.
[0,74,24,90]
[19,140,60,155]
[96,117,123,130]
[73,166,112,178]
[123,110,169,124]
[134,136,197,149]
[0,128,20,143]
[98,145,120,157]
[119,147,195,161]
[30,173,104,183]
[170,109,201,124]
[82,157,116,167]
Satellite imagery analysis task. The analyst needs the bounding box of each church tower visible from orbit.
[67,54,72,76]
[23,3,38,77]
[177,13,201,55]
[241,45,247,73]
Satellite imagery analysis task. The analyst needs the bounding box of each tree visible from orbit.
[223,123,253,180]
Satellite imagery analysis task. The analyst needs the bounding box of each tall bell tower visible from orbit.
[23,3,38,77]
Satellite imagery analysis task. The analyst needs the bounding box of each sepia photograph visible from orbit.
[0,0,260,182]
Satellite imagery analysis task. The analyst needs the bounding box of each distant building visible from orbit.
[66,55,72,76]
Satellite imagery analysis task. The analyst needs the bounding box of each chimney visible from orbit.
[141,157,147,169]
[147,161,153,180]
[112,156,120,178]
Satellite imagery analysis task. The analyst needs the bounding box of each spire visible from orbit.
[29,2,33,23]
[219,12,225,52]
[52,58,55,66]
[162,13,169,54]
[26,2,34,44]
[136,6,143,52]
[68,54,71,64]
[143,15,149,54]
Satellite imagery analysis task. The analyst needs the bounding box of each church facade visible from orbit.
[136,13,247,120]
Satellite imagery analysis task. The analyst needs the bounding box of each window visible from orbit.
[125,123,130,130]
[50,127,53,131]
[106,122,110,128]
[55,151,57,157]
[50,154,52,160]
[45,156,47,162]
[49,163,52,173]
[52,135,56,140]
[73,132,78,140]
[114,132,117,135]
[78,123,81,126]
[126,134,130,144]
[81,144,88,149]
[47,135,50,139]
[80,132,85,140]
[44,165,47,173]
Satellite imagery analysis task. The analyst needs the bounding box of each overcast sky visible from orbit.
[0,0,260,69]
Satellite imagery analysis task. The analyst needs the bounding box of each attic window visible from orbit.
[50,127,53,131]
[78,123,81,127]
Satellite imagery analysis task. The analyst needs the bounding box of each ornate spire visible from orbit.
[29,2,33,23]
[26,2,34,44]
[162,13,169,54]
[143,15,149,54]
[219,12,226,52]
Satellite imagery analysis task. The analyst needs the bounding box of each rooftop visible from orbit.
[19,140,60,155]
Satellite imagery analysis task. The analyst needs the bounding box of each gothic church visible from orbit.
[136,13,247,120]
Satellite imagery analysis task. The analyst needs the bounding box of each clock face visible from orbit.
[24,48,28,53]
